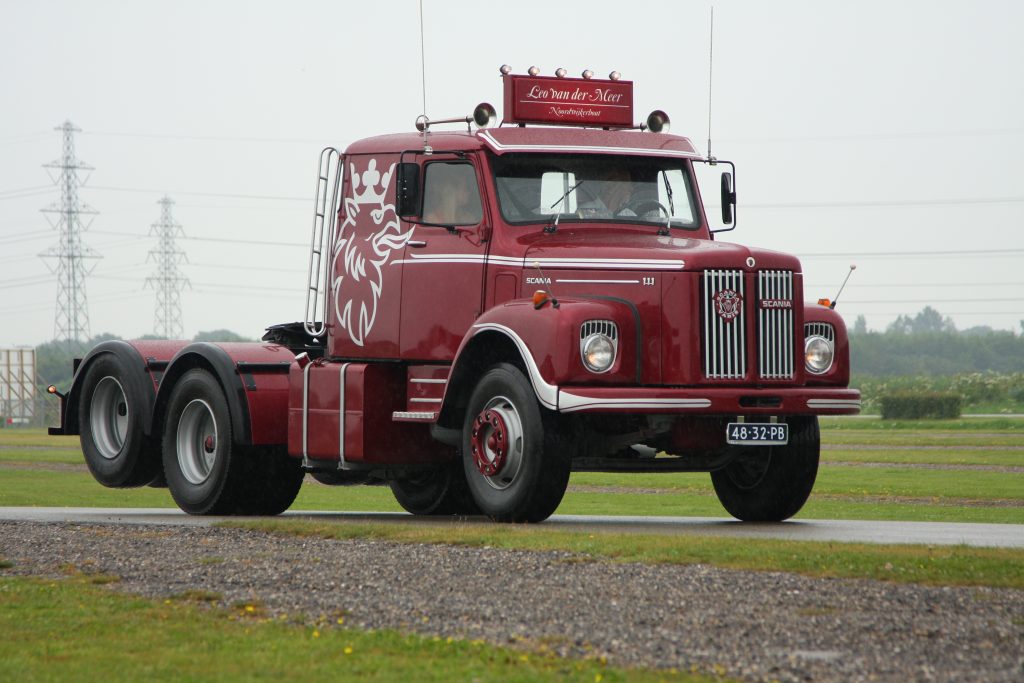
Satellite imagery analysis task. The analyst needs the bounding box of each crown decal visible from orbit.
[350,159,394,206]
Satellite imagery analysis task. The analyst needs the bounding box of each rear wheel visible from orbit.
[233,447,304,516]
[390,462,478,516]
[162,369,245,515]
[710,416,820,521]
[461,363,570,523]
[78,355,161,488]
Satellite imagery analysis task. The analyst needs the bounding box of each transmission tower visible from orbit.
[144,196,190,339]
[39,121,101,343]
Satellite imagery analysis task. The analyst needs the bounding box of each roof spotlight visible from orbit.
[581,69,594,80]
[499,64,512,75]
[555,67,567,78]
[608,71,621,81]
[528,65,540,76]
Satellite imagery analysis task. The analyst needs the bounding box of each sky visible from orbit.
[1,0,1022,348]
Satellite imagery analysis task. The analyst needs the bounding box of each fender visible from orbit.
[153,342,294,447]
[440,297,640,421]
[54,339,187,436]
[802,304,851,387]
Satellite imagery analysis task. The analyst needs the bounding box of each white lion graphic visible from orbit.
[332,159,414,346]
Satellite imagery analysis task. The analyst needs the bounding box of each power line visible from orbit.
[88,185,305,202]
[88,228,305,248]
[747,196,1024,209]
[799,247,1024,258]
[82,130,332,145]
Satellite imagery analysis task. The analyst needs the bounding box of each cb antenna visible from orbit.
[830,264,857,309]
[418,0,431,153]
[706,6,716,163]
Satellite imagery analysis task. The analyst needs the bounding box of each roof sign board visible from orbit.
[502,74,634,128]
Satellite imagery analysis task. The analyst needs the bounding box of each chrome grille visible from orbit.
[702,269,747,379]
[580,319,618,342]
[757,270,795,379]
[804,322,834,342]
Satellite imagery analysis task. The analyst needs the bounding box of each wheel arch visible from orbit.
[437,329,530,430]
[153,343,253,446]
[63,340,155,437]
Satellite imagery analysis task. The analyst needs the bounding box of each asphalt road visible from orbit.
[1,507,1022,548]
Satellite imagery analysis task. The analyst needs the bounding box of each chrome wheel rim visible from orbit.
[471,395,524,491]
[90,377,129,459]
[176,399,217,485]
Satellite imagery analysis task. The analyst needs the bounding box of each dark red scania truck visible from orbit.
[50,68,860,522]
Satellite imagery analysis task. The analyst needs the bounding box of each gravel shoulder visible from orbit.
[2,520,1022,683]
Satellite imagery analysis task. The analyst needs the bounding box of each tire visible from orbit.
[161,369,247,515]
[311,470,371,486]
[389,462,479,516]
[233,446,305,516]
[710,416,820,522]
[78,354,162,488]
[461,363,571,523]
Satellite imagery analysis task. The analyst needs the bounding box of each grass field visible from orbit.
[2,419,1021,680]
[2,421,1020,524]
[0,577,708,683]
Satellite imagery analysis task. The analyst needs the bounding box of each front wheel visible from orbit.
[461,363,571,523]
[710,416,820,521]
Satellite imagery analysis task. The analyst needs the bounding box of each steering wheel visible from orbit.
[620,199,670,218]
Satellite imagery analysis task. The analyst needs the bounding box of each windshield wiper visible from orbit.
[659,170,674,237]
[544,180,584,234]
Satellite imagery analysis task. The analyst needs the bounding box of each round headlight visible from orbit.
[582,333,615,373]
[804,335,834,375]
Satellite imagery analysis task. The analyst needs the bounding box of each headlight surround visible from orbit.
[581,333,615,373]
[804,335,834,375]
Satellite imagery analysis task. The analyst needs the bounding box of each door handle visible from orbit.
[408,240,428,248]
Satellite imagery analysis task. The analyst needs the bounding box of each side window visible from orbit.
[421,162,483,225]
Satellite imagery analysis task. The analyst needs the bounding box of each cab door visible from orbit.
[398,154,489,361]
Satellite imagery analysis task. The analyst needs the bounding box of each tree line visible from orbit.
[35,330,254,394]
[849,307,1024,377]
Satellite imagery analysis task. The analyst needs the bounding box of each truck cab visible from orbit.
[52,68,859,523]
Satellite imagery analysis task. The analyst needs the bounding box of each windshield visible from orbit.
[492,153,698,229]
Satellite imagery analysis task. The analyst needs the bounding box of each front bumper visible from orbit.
[557,386,861,415]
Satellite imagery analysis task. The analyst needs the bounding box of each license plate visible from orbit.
[726,422,789,446]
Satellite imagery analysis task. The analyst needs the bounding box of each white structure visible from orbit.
[0,348,36,425]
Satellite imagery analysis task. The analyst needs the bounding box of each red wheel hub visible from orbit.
[470,409,507,476]
[204,435,216,453]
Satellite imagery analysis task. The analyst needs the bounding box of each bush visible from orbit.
[879,392,963,420]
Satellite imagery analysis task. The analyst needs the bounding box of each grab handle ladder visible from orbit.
[304,147,343,338]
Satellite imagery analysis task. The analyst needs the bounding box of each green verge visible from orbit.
[0,577,709,683]
[819,417,1024,431]
[2,469,1022,524]
[572,468,1024,501]
[224,519,1024,589]
[822,448,1024,467]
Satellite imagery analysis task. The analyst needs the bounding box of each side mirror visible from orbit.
[720,172,735,225]
[396,162,421,217]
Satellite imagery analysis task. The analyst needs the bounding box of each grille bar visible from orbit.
[804,322,834,342]
[702,269,746,379]
[757,270,795,379]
